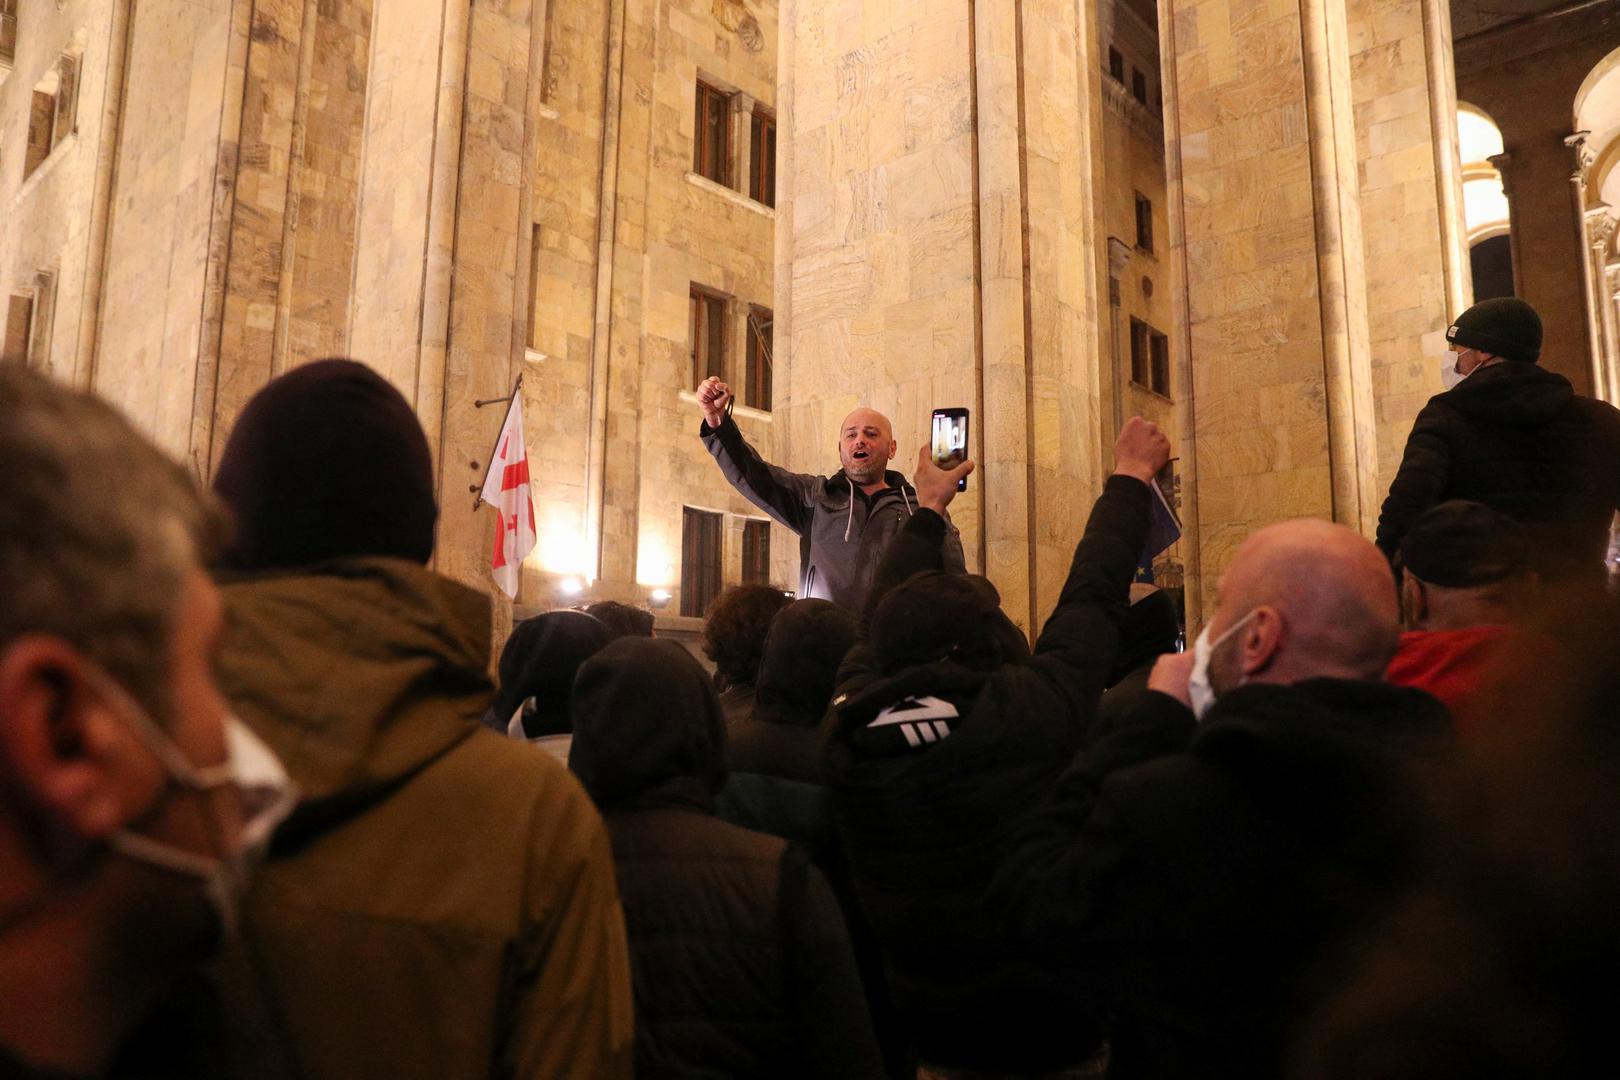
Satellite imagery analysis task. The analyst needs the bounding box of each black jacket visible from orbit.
[999,680,1451,1080]
[700,416,966,609]
[1376,361,1620,579]
[821,475,1151,1073]
[569,639,884,1080]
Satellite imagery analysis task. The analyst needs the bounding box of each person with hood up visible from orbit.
[822,417,1173,1077]
[568,637,885,1080]
[1377,297,1620,584]
[996,517,1452,1080]
[696,375,966,610]
[209,360,633,1080]
[484,609,614,760]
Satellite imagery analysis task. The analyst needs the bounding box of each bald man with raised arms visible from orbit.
[697,376,965,611]
[995,519,1453,1080]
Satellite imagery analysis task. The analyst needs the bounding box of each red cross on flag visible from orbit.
[479,389,536,599]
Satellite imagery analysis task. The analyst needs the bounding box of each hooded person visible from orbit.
[209,359,633,1080]
[484,610,614,759]
[1376,297,1620,584]
[567,638,885,1080]
[821,418,1174,1077]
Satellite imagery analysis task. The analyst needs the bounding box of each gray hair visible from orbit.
[0,364,224,720]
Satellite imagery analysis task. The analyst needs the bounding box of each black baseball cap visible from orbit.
[1400,500,1530,588]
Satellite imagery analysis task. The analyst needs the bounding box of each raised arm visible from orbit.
[698,377,820,534]
[1027,418,1169,722]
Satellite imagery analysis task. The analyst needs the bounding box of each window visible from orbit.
[1131,67,1148,105]
[689,285,727,386]
[0,0,16,70]
[2,272,54,369]
[681,507,724,617]
[1149,329,1170,397]
[742,519,771,585]
[745,305,772,411]
[694,81,731,186]
[527,224,543,350]
[23,55,78,181]
[749,108,777,207]
[1108,46,1124,83]
[3,294,32,366]
[1135,193,1153,253]
[1130,317,1150,387]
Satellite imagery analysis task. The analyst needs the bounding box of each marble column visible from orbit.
[1161,0,1379,608]
[777,0,1110,633]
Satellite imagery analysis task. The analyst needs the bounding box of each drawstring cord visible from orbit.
[844,475,855,542]
[901,485,914,516]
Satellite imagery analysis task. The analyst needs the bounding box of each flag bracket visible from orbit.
[472,374,524,511]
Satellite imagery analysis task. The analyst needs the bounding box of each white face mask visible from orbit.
[1440,348,1468,391]
[90,669,297,936]
[1186,609,1258,721]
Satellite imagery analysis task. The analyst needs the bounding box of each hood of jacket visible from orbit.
[216,557,494,808]
[819,467,918,506]
[752,599,859,728]
[1193,678,1452,869]
[491,609,613,737]
[1442,359,1573,426]
[829,658,995,759]
[570,638,728,808]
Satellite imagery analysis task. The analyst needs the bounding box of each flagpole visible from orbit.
[472,373,524,511]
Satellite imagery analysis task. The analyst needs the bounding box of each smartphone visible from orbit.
[931,407,970,492]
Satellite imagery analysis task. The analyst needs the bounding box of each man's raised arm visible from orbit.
[697,376,819,535]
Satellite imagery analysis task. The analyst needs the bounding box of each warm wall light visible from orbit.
[559,576,585,597]
[648,588,673,610]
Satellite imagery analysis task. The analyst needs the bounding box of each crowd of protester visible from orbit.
[4,293,1620,1080]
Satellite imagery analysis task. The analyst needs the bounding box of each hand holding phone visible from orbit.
[931,408,970,492]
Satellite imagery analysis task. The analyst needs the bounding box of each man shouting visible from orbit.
[698,376,966,612]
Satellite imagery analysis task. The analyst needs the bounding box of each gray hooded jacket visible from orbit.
[701,416,967,610]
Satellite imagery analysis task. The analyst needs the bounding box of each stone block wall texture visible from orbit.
[1163,0,1380,608]
[780,0,1115,633]
[1346,0,1463,486]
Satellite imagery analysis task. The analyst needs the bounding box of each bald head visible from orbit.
[1208,519,1399,691]
[839,407,897,488]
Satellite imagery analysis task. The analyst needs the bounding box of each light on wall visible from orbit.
[559,576,585,598]
[648,588,673,610]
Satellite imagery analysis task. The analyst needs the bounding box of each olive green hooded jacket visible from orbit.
[214,558,633,1080]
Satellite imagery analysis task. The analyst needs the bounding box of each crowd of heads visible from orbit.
[3,350,1618,1079]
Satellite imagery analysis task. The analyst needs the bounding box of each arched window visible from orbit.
[1456,103,1512,301]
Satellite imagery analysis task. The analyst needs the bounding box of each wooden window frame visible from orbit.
[694,80,732,187]
[741,519,771,586]
[744,304,773,412]
[0,0,17,70]
[681,507,724,618]
[1135,192,1154,254]
[690,284,728,387]
[749,108,777,207]
[3,293,33,366]
[1149,329,1171,398]
[1129,316,1150,389]
[1131,67,1148,105]
[1107,46,1124,83]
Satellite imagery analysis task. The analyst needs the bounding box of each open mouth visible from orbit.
[852,448,870,461]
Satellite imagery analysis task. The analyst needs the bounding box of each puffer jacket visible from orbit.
[569,638,885,1080]
[700,416,966,609]
[821,475,1154,1074]
[213,558,633,1080]
[1376,360,1620,580]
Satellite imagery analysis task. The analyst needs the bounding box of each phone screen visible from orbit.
[931,408,970,491]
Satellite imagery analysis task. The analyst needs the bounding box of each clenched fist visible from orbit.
[1113,417,1171,485]
[697,377,732,429]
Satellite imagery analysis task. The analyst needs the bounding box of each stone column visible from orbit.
[1586,208,1618,404]
[778,0,1109,633]
[1346,0,1470,486]
[1162,0,1379,603]
[1569,134,1606,401]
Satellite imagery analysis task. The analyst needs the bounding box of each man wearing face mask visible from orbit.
[697,376,966,610]
[0,364,294,1078]
[996,518,1451,1080]
[1377,296,1620,584]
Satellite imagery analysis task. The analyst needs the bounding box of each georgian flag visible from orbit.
[479,390,536,599]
